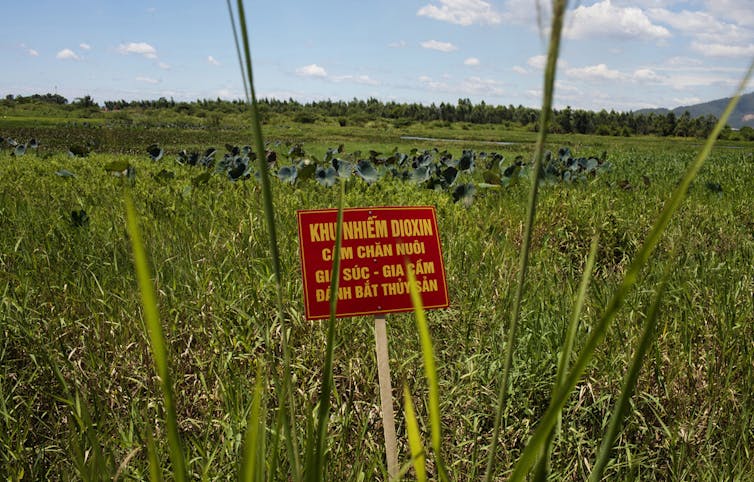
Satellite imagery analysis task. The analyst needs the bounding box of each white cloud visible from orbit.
[633,68,661,82]
[158,61,171,70]
[416,75,504,96]
[674,96,702,106]
[216,88,238,99]
[527,55,567,70]
[293,64,378,85]
[613,0,678,7]
[464,57,480,66]
[691,42,754,58]
[566,0,670,40]
[566,64,626,81]
[388,40,406,48]
[208,55,221,66]
[638,67,739,89]
[647,8,719,33]
[667,56,703,67]
[460,76,504,95]
[332,74,380,86]
[295,64,328,78]
[642,4,754,66]
[28,48,39,57]
[418,0,502,26]
[417,75,451,91]
[420,40,458,52]
[79,43,91,50]
[703,0,754,26]
[512,65,527,74]
[56,48,81,61]
[135,76,160,84]
[500,0,548,24]
[527,55,546,69]
[117,42,158,59]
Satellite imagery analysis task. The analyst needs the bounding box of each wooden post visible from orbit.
[374,314,399,479]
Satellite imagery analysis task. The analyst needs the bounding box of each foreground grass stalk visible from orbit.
[507,58,754,482]
[240,364,267,482]
[124,193,186,482]
[483,1,568,480]
[308,180,346,481]
[49,357,110,478]
[403,386,427,482]
[225,0,250,104]
[232,0,301,477]
[533,234,599,481]
[588,262,673,481]
[406,266,448,481]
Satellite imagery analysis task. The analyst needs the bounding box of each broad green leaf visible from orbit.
[147,144,164,161]
[441,166,459,186]
[297,160,316,182]
[71,209,88,227]
[315,166,337,187]
[276,165,297,184]
[68,145,90,157]
[452,183,476,207]
[334,159,353,179]
[355,159,379,184]
[411,165,430,183]
[56,169,76,178]
[458,150,475,172]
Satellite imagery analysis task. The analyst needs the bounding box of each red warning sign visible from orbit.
[297,206,449,319]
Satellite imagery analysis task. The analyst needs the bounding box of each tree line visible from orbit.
[2,93,749,140]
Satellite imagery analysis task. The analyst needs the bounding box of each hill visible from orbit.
[636,91,754,128]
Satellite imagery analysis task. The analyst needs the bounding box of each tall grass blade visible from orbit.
[483,1,568,480]
[48,350,109,478]
[507,57,754,482]
[267,404,284,480]
[533,233,599,481]
[48,351,111,479]
[231,0,301,477]
[240,363,266,482]
[588,262,673,481]
[225,0,250,104]
[124,193,186,482]
[145,425,164,482]
[308,180,346,481]
[403,385,427,482]
[406,264,448,481]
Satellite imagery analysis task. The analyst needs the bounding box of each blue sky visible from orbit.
[2,0,753,112]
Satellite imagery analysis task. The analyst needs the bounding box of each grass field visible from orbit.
[2,119,753,479]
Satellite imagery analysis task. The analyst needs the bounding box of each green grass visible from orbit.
[1,131,753,478]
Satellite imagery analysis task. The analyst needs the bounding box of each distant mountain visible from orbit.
[635,91,754,129]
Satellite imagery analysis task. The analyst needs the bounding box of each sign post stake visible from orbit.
[374,314,399,479]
